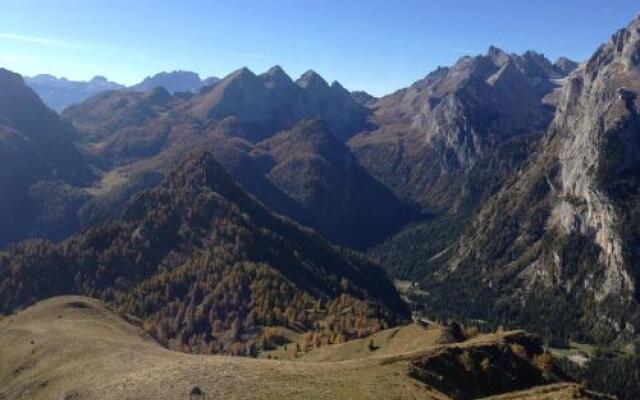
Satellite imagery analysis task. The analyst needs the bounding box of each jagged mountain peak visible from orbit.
[612,18,640,63]
[330,80,348,92]
[487,45,511,66]
[187,65,369,142]
[27,73,72,85]
[266,64,287,76]
[260,65,294,88]
[202,75,220,86]
[25,73,125,112]
[351,90,377,105]
[228,66,258,80]
[297,69,329,89]
[143,70,201,80]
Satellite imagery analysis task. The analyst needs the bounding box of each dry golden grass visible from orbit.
[294,323,443,362]
[0,297,609,400]
[0,297,446,400]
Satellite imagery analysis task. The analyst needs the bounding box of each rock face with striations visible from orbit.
[415,16,640,343]
[349,47,575,211]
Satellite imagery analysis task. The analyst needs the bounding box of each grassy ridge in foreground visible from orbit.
[0,296,611,400]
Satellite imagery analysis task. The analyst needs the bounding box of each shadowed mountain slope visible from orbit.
[250,119,420,248]
[0,68,96,248]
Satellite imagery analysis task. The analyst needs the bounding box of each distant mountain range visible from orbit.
[25,74,124,112]
[129,70,220,94]
[25,70,221,112]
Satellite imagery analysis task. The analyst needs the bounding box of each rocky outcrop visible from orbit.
[409,331,564,400]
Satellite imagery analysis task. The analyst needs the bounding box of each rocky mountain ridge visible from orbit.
[395,15,640,344]
[349,46,574,211]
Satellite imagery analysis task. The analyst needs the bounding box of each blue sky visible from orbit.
[0,1,638,96]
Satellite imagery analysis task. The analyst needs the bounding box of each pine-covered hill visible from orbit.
[0,151,408,354]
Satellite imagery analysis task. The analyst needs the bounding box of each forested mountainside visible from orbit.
[250,119,419,247]
[0,151,408,354]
